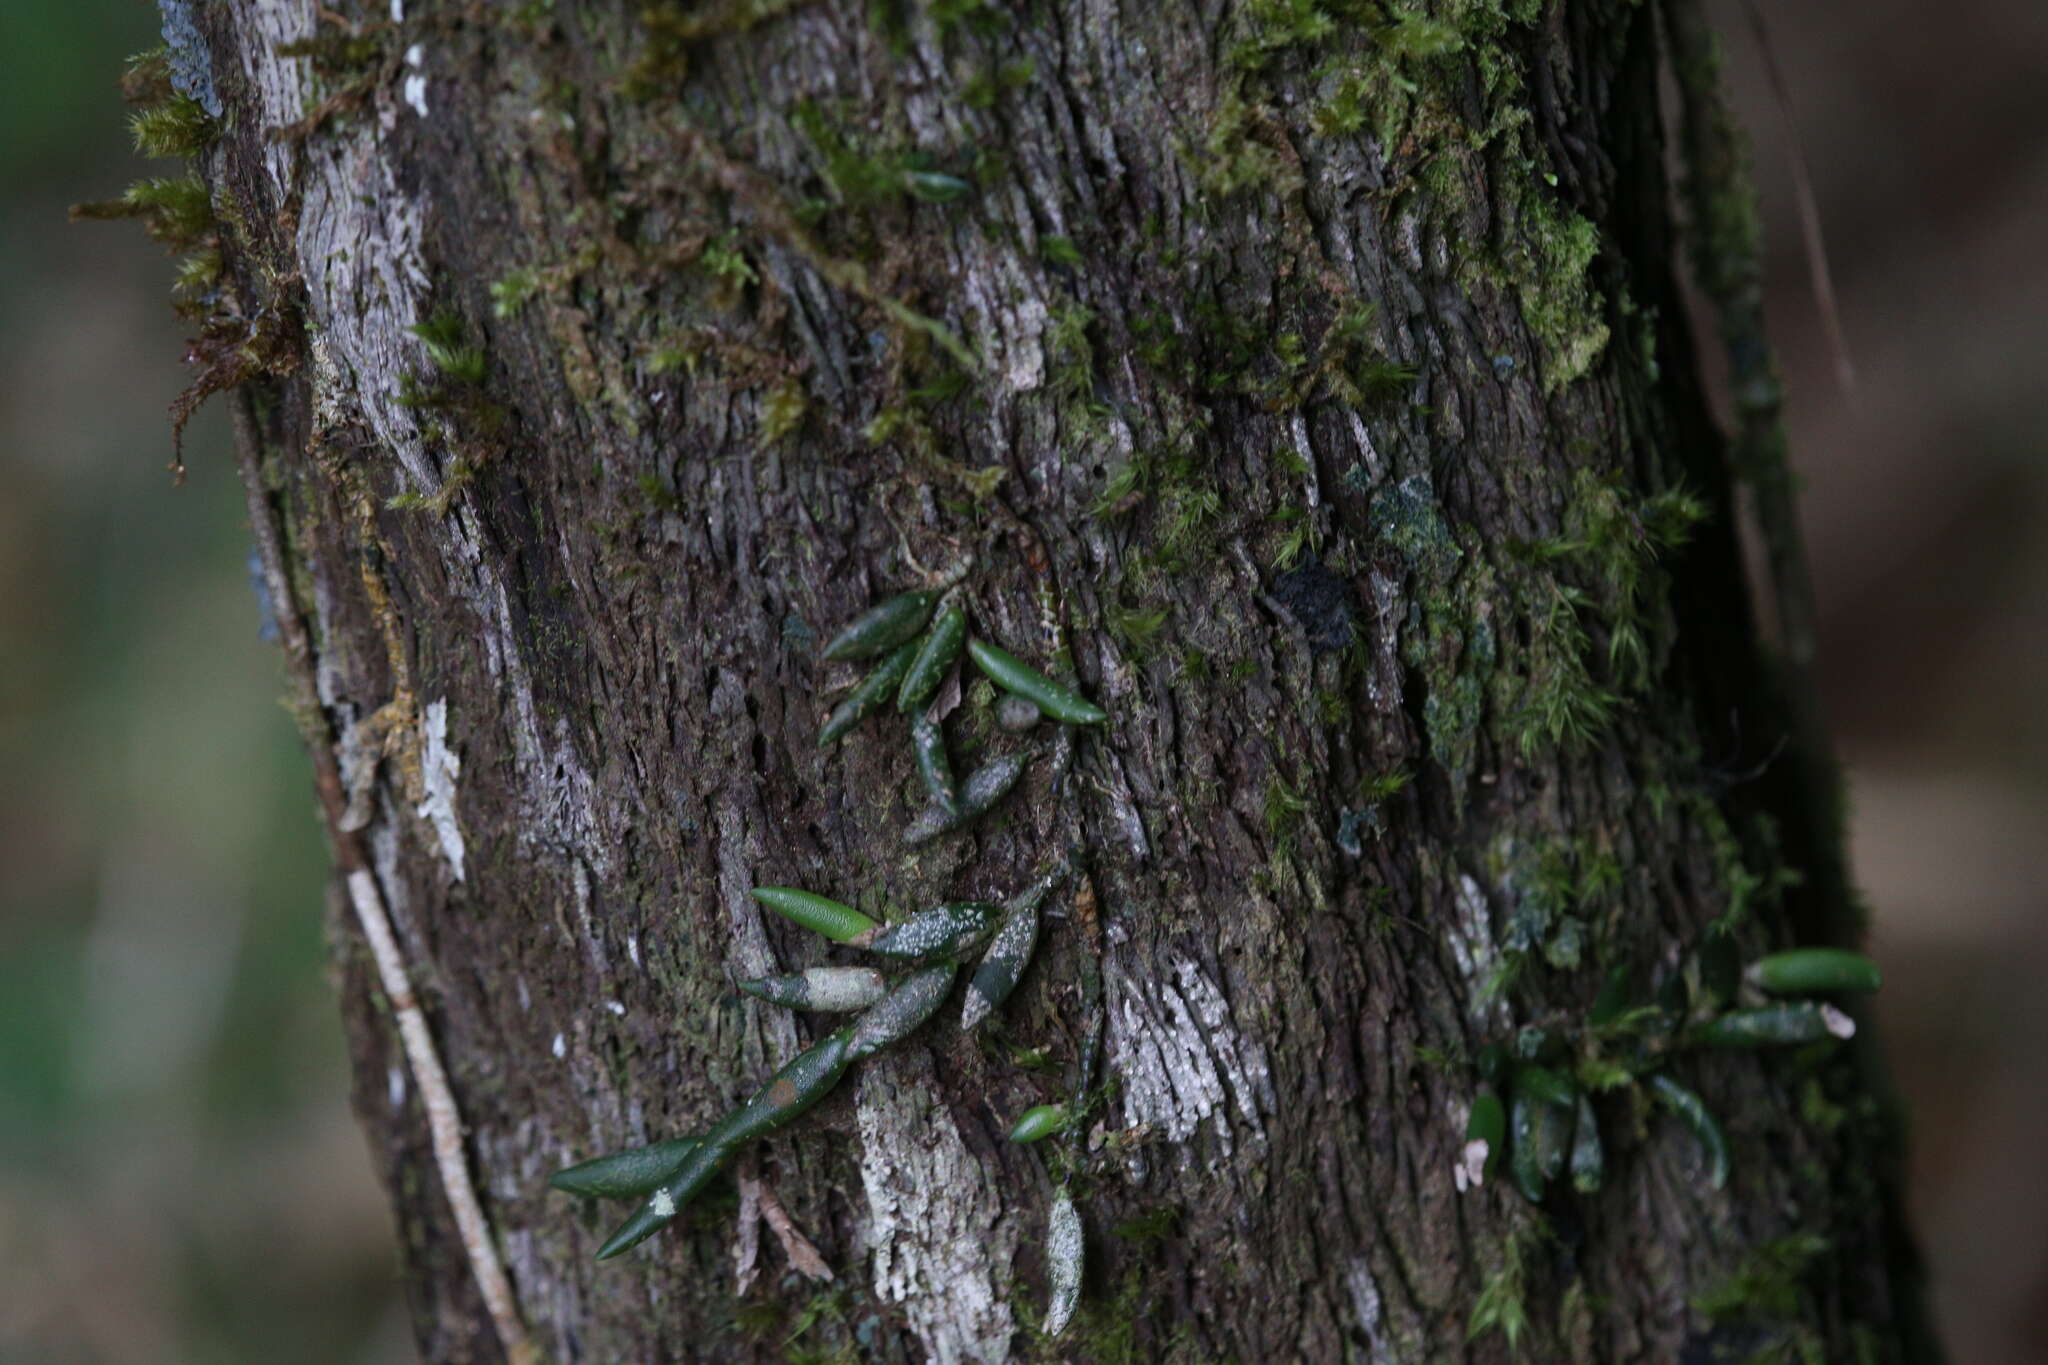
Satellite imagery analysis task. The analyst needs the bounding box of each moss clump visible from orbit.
[1045,299,1096,402]
[71,175,212,248]
[1467,1220,1539,1350]
[1197,88,1301,199]
[489,267,542,318]
[758,377,807,444]
[130,94,215,158]
[1506,469,1708,756]
[409,310,488,385]
[1501,192,1610,392]
[963,57,1035,110]
[623,0,806,98]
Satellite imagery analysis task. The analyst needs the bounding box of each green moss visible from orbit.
[1262,772,1311,855]
[1040,234,1083,268]
[71,175,213,250]
[1693,1233,1831,1329]
[700,229,759,288]
[1501,192,1610,391]
[759,377,807,444]
[1046,299,1096,402]
[1197,88,1301,199]
[130,95,214,158]
[963,57,1035,110]
[1109,605,1172,658]
[489,267,542,319]
[1504,468,1709,757]
[172,245,223,310]
[1512,581,1617,757]
[409,310,488,385]
[623,0,807,98]
[1467,1219,1538,1350]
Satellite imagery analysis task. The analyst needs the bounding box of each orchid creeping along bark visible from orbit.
[966,637,1108,725]
[750,887,879,943]
[909,711,960,817]
[896,604,965,714]
[556,582,1114,1339]
[595,1027,856,1260]
[1746,947,1883,995]
[549,1135,702,1200]
[818,639,920,746]
[1649,1073,1730,1190]
[820,590,937,661]
[738,967,889,1012]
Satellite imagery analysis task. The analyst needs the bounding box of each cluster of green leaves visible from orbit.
[556,584,1114,1334]
[1509,468,1709,756]
[1463,944,1880,1217]
[793,100,975,214]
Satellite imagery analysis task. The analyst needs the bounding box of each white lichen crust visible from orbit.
[1042,1184,1083,1338]
[857,1053,1017,1364]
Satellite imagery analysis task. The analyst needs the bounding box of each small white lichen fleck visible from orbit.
[1821,1003,1856,1039]
[415,698,466,881]
[402,44,427,118]
[550,1032,565,1059]
[1043,1185,1083,1337]
[1455,1138,1490,1192]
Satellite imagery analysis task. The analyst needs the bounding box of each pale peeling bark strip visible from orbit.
[348,868,535,1365]
[857,1053,1017,1364]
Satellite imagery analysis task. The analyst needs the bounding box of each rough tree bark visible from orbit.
[157,0,1938,1359]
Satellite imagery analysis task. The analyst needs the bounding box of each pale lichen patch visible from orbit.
[857,1052,1016,1364]
[1455,1138,1490,1193]
[1106,955,1273,1160]
[416,698,466,881]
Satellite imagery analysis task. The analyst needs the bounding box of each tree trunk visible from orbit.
[167,0,1937,1359]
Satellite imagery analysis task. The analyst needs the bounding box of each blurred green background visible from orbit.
[1,2,2042,1362]
[0,3,409,1361]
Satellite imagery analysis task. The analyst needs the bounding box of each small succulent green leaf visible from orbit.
[1009,1104,1068,1143]
[897,606,967,712]
[1568,1094,1603,1194]
[966,638,1108,725]
[853,901,999,963]
[594,1138,735,1259]
[846,964,956,1061]
[702,1026,858,1150]
[751,887,880,942]
[1509,1091,1548,1203]
[819,640,921,745]
[822,591,938,661]
[903,750,1031,846]
[549,1135,701,1199]
[1043,1185,1083,1337]
[910,712,960,817]
[1693,1003,1854,1048]
[903,169,972,202]
[1586,964,1633,1029]
[738,967,889,1012]
[1648,1073,1729,1189]
[1746,948,1882,995]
